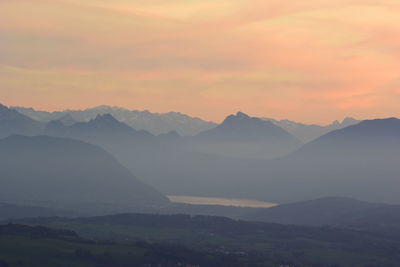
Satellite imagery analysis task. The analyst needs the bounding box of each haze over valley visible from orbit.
[1,103,399,205]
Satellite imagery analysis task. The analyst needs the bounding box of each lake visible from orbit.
[167,195,277,208]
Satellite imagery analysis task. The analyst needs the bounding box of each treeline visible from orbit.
[0,224,332,267]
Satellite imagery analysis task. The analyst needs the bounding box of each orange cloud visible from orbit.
[1,0,400,123]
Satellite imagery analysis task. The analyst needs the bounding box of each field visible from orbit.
[9,214,400,267]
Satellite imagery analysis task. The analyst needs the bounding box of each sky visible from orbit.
[1,0,400,123]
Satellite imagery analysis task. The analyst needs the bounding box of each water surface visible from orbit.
[168,195,277,208]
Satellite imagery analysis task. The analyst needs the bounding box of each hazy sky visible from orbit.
[1,0,400,123]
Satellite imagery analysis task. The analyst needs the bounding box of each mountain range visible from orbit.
[14,105,217,136]
[3,103,400,205]
[14,105,361,142]
[264,117,360,142]
[45,113,154,147]
[39,109,303,160]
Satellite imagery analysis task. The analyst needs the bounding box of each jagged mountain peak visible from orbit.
[72,113,139,134]
[224,111,251,122]
[14,105,217,136]
[199,112,301,145]
[219,112,282,131]
[325,117,400,138]
[221,112,272,127]
[93,113,119,123]
[235,111,250,118]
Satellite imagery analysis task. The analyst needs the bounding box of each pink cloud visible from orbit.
[1,0,400,123]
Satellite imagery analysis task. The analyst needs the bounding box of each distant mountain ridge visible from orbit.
[13,105,217,136]
[13,105,362,141]
[46,113,153,145]
[264,117,360,142]
[292,117,400,157]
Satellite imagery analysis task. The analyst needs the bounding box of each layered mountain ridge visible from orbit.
[14,105,217,136]
[0,135,168,211]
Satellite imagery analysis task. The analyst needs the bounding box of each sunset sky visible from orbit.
[1,0,400,123]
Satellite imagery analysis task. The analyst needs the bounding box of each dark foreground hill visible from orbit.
[243,197,384,226]
[0,224,257,267]
[0,135,168,211]
[243,196,400,241]
[9,213,400,266]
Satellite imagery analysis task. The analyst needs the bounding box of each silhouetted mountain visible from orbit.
[0,104,43,138]
[241,118,400,203]
[0,135,168,211]
[45,114,153,146]
[14,106,217,136]
[200,112,300,142]
[295,117,400,156]
[70,113,150,135]
[192,112,302,159]
[264,117,360,142]
[244,197,383,226]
